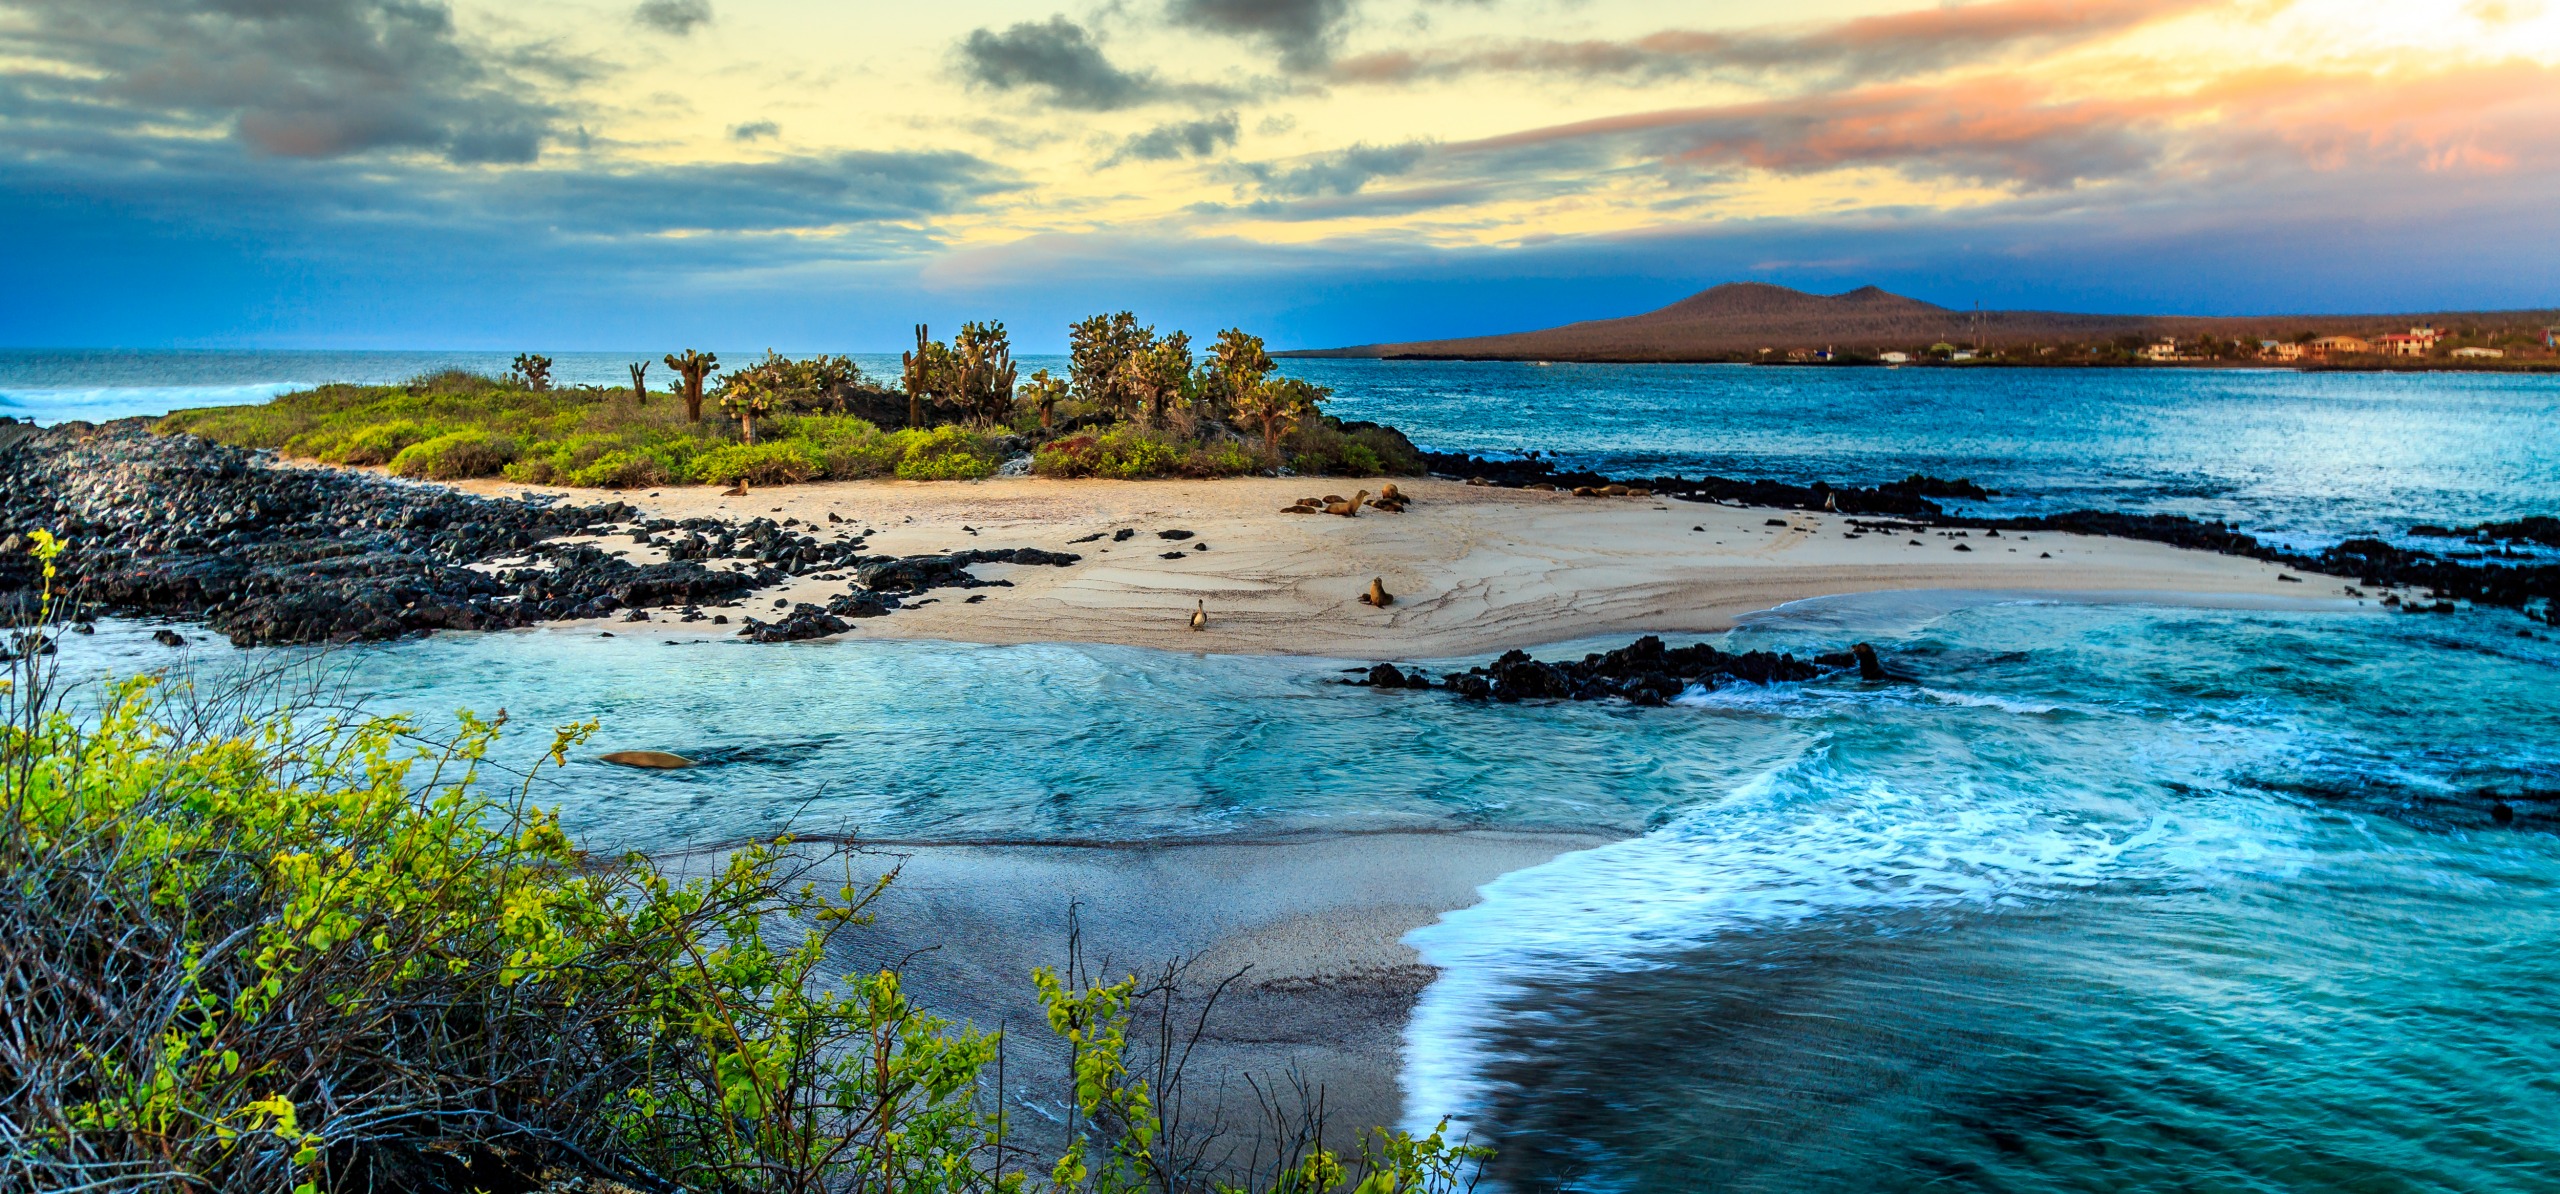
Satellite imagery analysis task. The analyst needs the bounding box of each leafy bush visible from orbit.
[1182,438,1269,478]
[387,429,518,480]
[0,667,1001,1193]
[309,419,439,466]
[564,447,679,489]
[894,425,999,481]
[1286,418,1423,478]
[1033,427,1184,479]
[687,440,823,485]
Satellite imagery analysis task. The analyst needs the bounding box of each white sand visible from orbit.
[454,475,2344,657]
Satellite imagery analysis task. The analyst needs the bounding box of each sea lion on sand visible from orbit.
[1360,577,1394,607]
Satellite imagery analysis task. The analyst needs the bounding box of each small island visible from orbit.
[159,317,1423,489]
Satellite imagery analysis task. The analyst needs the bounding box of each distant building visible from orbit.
[1950,350,1978,361]
[2259,340,2305,361]
[1879,351,1911,364]
[2139,338,2180,361]
[2306,335,2373,356]
[2451,347,2505,359]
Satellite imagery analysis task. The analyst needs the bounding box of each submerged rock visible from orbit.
[598,750,696,769]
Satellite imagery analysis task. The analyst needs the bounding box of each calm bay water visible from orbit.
[18,348,2560,1189]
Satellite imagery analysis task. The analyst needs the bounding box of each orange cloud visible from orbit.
[1435,58,2560,192]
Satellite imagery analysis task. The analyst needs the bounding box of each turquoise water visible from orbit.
[49,594,2560,1190]
[16,349,2560,1188]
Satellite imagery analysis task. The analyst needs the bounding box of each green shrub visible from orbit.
[318,419,438,466]
[687,439,822,485]
[892,425,998,481]
[1182,438,1268,478]
[564,447,678,489]
[1033,427,1183,479]
[1286,418,1423,477]
[387,429,518,480]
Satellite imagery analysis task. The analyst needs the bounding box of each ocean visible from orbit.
[6,349,2555,551]
[17,350,2560,1190]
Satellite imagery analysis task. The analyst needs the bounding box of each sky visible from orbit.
[2,0,2557,351]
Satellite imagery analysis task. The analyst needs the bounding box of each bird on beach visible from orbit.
[1190,599,1208,631]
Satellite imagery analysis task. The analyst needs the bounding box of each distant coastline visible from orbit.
[1283,281,2560,370]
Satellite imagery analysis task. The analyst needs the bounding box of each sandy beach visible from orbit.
[457,474,2344,658]
[788,829,1616,1159]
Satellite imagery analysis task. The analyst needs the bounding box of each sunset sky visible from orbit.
[4,0,2555,349]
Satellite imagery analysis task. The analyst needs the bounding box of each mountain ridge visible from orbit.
[1280,282,2560,361]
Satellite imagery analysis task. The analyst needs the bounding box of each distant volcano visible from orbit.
[1279,282,2554,361]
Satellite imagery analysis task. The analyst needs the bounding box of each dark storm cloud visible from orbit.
[957,16,1167,111]
[1331,0,2208,86]
[1109,112,1240,164]
[1167,0,1354,70]
[0,0,573,164]
[633,0,712,36]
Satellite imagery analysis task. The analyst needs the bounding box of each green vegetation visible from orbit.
[157,364,1004,490]
[1,539,1484,1193]
[159,318,1426,489]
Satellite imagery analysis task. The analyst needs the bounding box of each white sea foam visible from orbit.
[1398,748,2309,1144]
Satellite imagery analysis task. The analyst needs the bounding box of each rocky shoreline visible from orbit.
[6,421,2551,658]
[0,420,1079,648]
[1422,452,2560,625]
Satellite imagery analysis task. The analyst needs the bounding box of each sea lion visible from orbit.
[1360,577,1394,607]
[1325,490,1370,517]
[720,480,749,497]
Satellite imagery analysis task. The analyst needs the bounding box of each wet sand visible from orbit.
[744,829,1618,1153]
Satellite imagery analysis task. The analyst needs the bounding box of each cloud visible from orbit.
[1242,140,1432,197]
[957,16,1164,110]
[633,0,713,36]
[495,152,1016,235]
[1331,0,2210,85]
[1435,58,2560,197]
[1168,0,1354,70]
[0,0,571,164]
[1109,112,1240,164]
[730,120,779,141]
